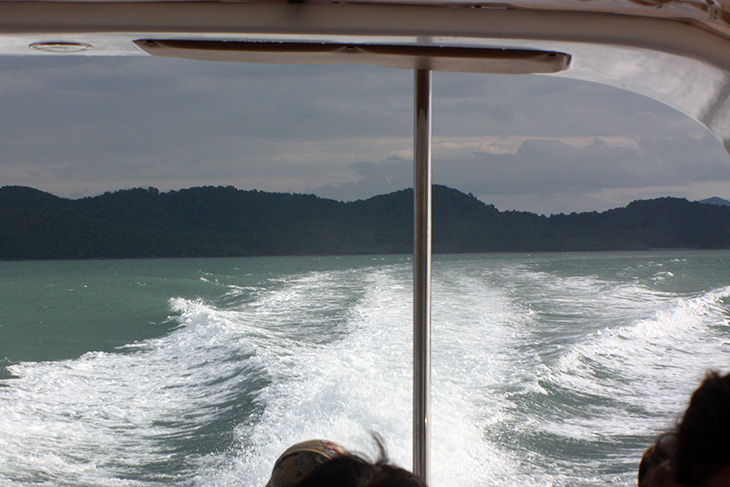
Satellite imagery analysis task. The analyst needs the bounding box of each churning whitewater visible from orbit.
[1,252,729,487]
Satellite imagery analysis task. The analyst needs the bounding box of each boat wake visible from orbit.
[1,254,729,487]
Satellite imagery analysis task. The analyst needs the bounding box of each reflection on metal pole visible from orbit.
[413,68,432,486]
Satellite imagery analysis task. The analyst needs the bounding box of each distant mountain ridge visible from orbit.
[698,196,730,207]
[2,185,730,260]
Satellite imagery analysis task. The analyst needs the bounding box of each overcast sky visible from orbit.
[1,55,729,215]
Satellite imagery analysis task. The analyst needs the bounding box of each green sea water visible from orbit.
[0,256,387,363]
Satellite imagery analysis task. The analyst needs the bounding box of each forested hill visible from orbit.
[2,185,730,260]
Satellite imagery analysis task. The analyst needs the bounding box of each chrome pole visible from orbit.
[413,68,432,485]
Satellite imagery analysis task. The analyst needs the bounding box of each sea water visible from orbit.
[1,251,729,487]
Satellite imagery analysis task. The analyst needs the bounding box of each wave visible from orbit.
[193,264,414,486]
[504,284,730,486]
[3,254,730,487]
[0,297,266,486]
[208,260,730,487]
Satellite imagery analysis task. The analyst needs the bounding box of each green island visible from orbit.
[1,184,730,259]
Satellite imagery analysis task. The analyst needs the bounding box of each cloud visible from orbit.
[0,56,729,214]
[0,57,412,186]
[310,157,412,201]
[309,134,730,213]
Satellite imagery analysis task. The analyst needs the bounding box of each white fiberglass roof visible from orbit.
[1,0,730,153]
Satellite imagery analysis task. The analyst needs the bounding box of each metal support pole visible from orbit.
[413,68,432,486]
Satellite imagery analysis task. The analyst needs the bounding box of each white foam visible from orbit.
[0,297,263,486]
[196,260,534,487]
[4,255,730,487]
[195,265,416,486]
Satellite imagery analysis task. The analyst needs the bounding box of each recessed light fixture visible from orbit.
[29,42,92,53]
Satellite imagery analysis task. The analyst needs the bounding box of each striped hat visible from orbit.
[266,440,348,487]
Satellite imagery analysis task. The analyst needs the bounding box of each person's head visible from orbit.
[639,371,730,487]
[266,437,426,487]
[266,439,348,487]
[296,446,426,487]
[673,371,730,487]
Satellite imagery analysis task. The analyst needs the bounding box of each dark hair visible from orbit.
[296,438,427,487]
[672,371,730,487]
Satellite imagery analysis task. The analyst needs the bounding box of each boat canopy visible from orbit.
[2,0,730,151]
